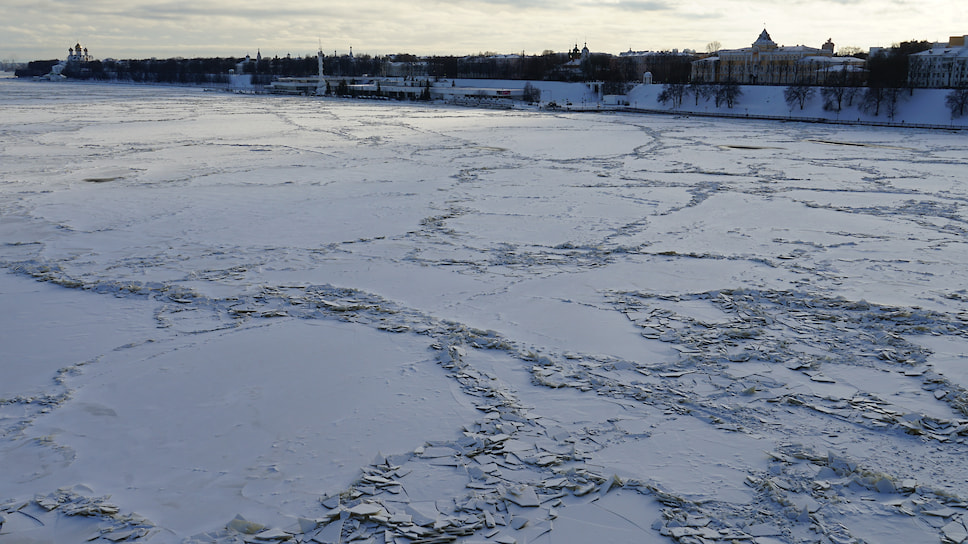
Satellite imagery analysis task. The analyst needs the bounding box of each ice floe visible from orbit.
[2,80,968,544]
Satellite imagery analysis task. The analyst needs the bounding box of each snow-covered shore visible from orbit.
[2,78,968,544]
[628,84,968,129]
[448,78,968,129]
[12,69,968,129]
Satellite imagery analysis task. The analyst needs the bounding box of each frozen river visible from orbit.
[2,79,968,544]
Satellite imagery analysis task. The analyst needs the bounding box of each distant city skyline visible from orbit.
[2,0,966,62]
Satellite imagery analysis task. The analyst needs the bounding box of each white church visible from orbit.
[68,42,93,63]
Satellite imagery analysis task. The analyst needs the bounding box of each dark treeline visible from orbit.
[13,59,61,78]
[866,40,933,89]
[21,50,698,85]
[14,40,946,95]
[58,57,245,84]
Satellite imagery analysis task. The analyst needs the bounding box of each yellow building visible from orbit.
[691,30,864,85]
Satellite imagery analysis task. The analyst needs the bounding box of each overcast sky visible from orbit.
[2,0,966,62]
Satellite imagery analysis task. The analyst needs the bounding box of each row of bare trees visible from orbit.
[785,78,968,120]
[658,81,744,109]
[657,77,967,120]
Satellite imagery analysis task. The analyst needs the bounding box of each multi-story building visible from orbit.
[908,35,968,88]
[691,30,864,85]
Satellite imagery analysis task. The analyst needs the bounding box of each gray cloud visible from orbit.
[2,0,964,61]
[581,0,671,10]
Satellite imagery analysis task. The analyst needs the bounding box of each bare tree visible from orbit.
[657,83,687,109]
[714,80,742,108]
[688,81,711,106]
[820,71,847,112]
[522,82,540,103]
[821,86,846,112]
[706,41,721,54]
[945,85,968,118]
[844,86,861,107]
[836,46,863,57]
[784,81,815,110]
[883,87,904,121]
[861,86,886,116]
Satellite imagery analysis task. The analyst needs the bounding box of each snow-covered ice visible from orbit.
[2,78,968,544]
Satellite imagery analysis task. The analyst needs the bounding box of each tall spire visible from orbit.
[753,29,777,49]
[316,41,325,95]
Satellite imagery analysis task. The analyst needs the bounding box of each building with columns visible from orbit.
[691,30,864,85]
